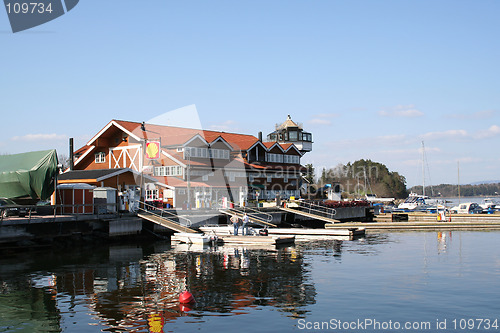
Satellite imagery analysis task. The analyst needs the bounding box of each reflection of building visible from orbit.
[0,240,317,332]
[66,117,312,208]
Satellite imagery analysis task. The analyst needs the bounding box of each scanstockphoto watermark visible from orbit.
[3,0,79,33]
[297,318,500,331]
[298,318,435,331]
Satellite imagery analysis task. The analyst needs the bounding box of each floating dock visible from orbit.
[376,212,500,223]
[267,227,365,237]
[325,221,500,230]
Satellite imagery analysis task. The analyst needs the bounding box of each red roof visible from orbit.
[112,119,259,151]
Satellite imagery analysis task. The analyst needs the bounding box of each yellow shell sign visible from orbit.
[146,141,160,160]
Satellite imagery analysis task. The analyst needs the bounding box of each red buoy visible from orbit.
[179,291,195,304]
[180,303,194,312]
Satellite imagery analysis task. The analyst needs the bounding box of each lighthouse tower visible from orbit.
[266,115,313,154]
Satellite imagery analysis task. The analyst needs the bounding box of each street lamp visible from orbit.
[186,148,191,210]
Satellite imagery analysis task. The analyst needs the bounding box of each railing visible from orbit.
[223,202,274,224]
[137,201,192,227]
[294,201,337,220]
[0,202,123,224]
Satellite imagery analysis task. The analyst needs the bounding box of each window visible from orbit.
[283,155,300,164]
[302,132,312,142]
[208,148,229,159]
[145,189,159,201]
[288,131,298,141]
[95,152,106,163]
[267,153,284,163]
[185,147,208,158]
[267,175,272,182]
[154,166,184,177]
[202,174,209,181]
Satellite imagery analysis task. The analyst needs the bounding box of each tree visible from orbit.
[309,159,408,199]
[304,164,315,184]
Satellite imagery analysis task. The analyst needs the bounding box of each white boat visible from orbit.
[450,202,483,214]
[397,192,432,211]
[480,198,499,211]
[365,194,395,203]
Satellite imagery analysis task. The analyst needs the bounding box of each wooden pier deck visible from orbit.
[376,212,500,223]
[267,227,365,237]
[325,220,500,230]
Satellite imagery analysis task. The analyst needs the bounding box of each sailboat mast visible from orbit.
[422,141,425,197]
[458,160,461,204]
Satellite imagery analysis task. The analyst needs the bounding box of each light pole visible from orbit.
[186,148,191,210]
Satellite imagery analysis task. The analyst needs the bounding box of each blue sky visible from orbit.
[1,0,499,188]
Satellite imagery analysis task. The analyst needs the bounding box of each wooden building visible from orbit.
[66,117,311,208]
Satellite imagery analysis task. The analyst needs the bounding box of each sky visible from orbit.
[1,0,499,188]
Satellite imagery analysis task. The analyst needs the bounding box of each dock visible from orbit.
[376,212,500,223]
[267,227,365,237]
[325,221,500,230]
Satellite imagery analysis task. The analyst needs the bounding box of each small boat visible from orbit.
[480,198,499,211]
[171,232,218,245]
[365,193,395,203]
[396,192,431,212]
[450,202,483,214]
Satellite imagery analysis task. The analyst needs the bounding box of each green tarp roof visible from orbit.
[0,150,58,200]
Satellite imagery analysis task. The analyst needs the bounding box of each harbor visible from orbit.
[2,230,500,332]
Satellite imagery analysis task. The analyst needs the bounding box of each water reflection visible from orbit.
[0,240,317,332]
[2,231,475,332]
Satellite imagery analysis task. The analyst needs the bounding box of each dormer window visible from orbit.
[95,152,106,163]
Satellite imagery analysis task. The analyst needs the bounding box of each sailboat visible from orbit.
[397,142,433,212]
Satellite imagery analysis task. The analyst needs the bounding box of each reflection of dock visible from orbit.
[217,235,295,246]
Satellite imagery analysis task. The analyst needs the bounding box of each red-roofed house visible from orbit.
[69,117,310,208]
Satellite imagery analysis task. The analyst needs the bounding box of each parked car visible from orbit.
[0,198,27,218]
[450,202,483,214]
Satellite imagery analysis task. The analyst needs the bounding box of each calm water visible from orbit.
[1,231,500,332]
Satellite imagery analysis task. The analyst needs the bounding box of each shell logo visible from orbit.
[146,141,160,160]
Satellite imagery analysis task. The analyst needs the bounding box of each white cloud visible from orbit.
[447,110,497,120]
[376,134,407,143]
[309,118,332,125]
[307,113,339,126]
[417,125,500,142]
[11,133,68,142]
[381,147,441,155]
[378,104,424,118]
[421,129,469,141]
[209,120,238,132]
[314,113,339,118]
[475,125,500,139]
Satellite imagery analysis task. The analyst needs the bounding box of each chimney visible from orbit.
[69,138,74,171]
[258,132,263,142]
